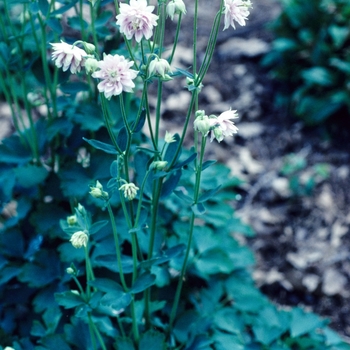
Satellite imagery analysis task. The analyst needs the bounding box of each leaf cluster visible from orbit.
[262,0,350,125]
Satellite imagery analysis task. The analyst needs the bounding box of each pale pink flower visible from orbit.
[92,54,138,99]
[223,0,251,30]
[116,0,159,43]
[209,109,239,142]
[51,41,87,74]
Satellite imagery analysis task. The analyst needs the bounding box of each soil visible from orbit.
[158,0,350,340]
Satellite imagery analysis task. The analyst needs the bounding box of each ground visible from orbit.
[157,0,350,339]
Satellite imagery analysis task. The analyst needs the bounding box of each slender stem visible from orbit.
[155,80,163,147]
[107,202,128,291]
[168,136,207,337]
[89,313,108,350]
[168,13,183,65]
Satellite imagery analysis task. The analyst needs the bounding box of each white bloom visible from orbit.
[92,54,138,99]
[165,131,176,143]
[193,111,211,136]
[89,180,109,199]
[116,0,159,42]
[51,41,87,74]
[209,109,239,142]
[223,0,251,30]
[119,182,139,200]
[148,57,172,79]
[70,231,89,248]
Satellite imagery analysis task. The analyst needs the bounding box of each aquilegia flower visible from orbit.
[209,109,239,142]
[119,182,139,201]
[223,0,252,30]
[51,41,87,74]
[166,0,187,21]
[70,231,89,249]
[92,54,138,99]
[116,0,159,43]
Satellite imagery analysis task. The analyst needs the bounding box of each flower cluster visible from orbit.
[223,0,252,30]
[92,54,139,99]
[51,41,87,74]
[89,180,109,200]
[149,57,172,80]
[166,0,187,21]
[116,0,158,42]
[194,109,239,143]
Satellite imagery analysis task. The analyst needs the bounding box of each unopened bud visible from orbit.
[89,180,109,199]
[66,267,75,275]
[152,161,168,171]
[166,0,187,20]
[67,215,77,226]
[194,112,210,136]
[149,57,172,79]
[85,57,99,74]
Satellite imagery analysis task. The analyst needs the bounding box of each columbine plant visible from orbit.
[52,0,250,348]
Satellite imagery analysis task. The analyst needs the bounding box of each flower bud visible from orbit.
[85,57,99,74]
[67,215,77,226]
[152,160,168,171]
[70,231,89,248]
[89,180,109,199]
[66,267,75,275]
[119,182,139,201]
[83,42,96,54]
[149,57,172,79]
[166,0,187,20]
[194,113,210,136]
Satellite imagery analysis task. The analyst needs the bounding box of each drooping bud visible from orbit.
[193,111,211,136]
[149,57,172,79]
[119,182,139,201]
[70,231,89,248]
[82,42,96,54]
[85,57,99,74]
[66,267,75,275]
[166,0,187,20]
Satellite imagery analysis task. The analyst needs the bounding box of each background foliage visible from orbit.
[263,0,350,125]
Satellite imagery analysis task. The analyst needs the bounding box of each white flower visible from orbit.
[165,131,176,143]
[116,0,159,43]
[209,109,239,142]
[119,182,139,200]
[92,54,138,99]
[166,0,187,21]
[51,41,87,74]
[70,231,89,248]
[67,215,77,226]
[223,0,252,30]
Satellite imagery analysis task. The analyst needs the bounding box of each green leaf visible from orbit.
[117,126,128,151]
[68,104,104,131]
[55,291,85,309]
[161,170,182,198]
[59,164,92,198]
[195,248,234,276]
[0,134,32,164]
[50,1,78,16]
[201,160,216,171]
[139,330,166,350]
[60,82,90,95]
[100,291,132,309]
[19,250,61,287]
[38,0,49,15]
[89,220,108,234]
[0,266,22,284]
[132,109,146,132]
[131,272,156,294]
[67,16,88,30]
[94,254,134,273]
[115,337,135,350]
[39,334,71,350]
[214,308,243,334]
[301,67,334,86]
[95,11,113,27]
[174,188,193,204]
[191,202,206,215]
[197,185,221,203]
[173,152,197,170]
[83,138,119,154]
[163,133,181,164]
[46,18,63,34]
[89,278,123,293]
[290,307,325,338]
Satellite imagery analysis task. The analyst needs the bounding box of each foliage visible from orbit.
[0,0,349,349]
[262,0,350,125]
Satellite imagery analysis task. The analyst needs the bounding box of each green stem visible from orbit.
[89,313,108,350]
[168,136,207,337]
[107,202,128,291]
[168,13,183,65]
